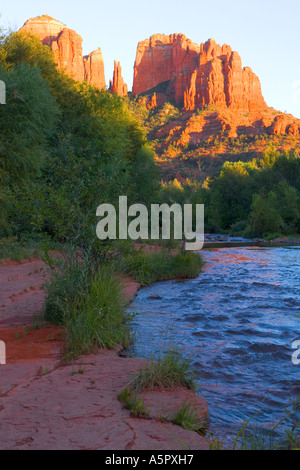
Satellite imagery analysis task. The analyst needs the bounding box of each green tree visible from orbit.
[207,160,258,230]
[0,62,59,234]
[272,151,300,191]
[0,63,59,184]
[248,192,283,237]
[274,180,300,232]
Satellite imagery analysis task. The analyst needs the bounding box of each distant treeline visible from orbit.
[159,147,300,238]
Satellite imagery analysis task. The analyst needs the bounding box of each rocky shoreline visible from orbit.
[204,233,300,248]
[0,257,211,450]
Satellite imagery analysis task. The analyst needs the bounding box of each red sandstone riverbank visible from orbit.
[0,256,211,450]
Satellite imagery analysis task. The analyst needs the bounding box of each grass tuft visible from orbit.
[42,248,134,360]
[42,249,91,325]
[63,265,132,359]
[120,250,203,286]
[118,387,150,417]
[128,346,196,393]
[171,399,209,433]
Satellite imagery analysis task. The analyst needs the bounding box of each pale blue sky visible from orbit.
[1,0,299,117]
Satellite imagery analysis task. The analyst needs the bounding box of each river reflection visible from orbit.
[126,246,300,445]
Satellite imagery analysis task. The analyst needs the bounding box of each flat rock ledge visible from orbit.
[0,351,210,450]
[139,389,209,429]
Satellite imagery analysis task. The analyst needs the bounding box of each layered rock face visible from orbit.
[51,27,85,82]
[132,35,266,112]
[132,34,200,100]
[109,61,128,97]
[84,49,106,90]
[132,33,300,139]
[19,15,106,89]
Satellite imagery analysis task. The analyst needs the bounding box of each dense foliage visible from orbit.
[206,148,300,236]
[158,147,300,237]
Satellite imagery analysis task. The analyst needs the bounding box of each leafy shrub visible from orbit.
[248,192,283,237]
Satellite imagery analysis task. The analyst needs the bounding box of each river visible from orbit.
[126,244,300,447]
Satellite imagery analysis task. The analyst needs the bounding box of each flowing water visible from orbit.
[126,245,300,446]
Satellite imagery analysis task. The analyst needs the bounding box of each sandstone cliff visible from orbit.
[18,18,300,138]
[132,33,300,139]
[84,49,106,90]
[19,15,106,90]
[132,34,266,112]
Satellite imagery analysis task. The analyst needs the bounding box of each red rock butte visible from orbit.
[18,18,299,135]
[109,61,128,97]
[132,34,267,112]
[132,33,300,136]
[19,15,106,90]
